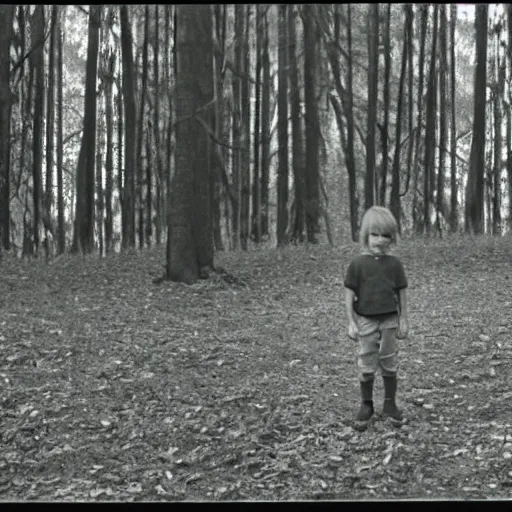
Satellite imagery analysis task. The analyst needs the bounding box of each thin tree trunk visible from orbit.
[146,126,152,246]
[289,5,305,244]
[231,4,242,249]
[277,4,289,246]
[96,94,104,256]
[136,5,149,249]
[57,6,65,253]
[435,4,448,236]
[379,4,391,206]
[31,5,45,255]
[423,5,438,236]
[390,5,409,232]
[492,24,504,236]
[508,6,512,231]
[0,5,14,252]
[413,5,427,233]
[120,5,136,249]
[251,4,262,244]
[303,4,320,242]
[402,3,414,200]
[72,5,101,254]
[45,5,58,252]
[260,8,270,239]
[365,4,379,210]
[465,4,488,235]
[240,5,251,250]
[153,5,163,246]
[449,4,458,233]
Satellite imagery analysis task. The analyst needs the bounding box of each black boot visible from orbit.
[382,375,403,424]
[355,378,374,423]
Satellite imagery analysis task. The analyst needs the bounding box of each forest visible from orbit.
[0,4,510,279]
[2,3,512,502]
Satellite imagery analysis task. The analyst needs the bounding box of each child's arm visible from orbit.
[397,288,409,338]
[345,288,359,339]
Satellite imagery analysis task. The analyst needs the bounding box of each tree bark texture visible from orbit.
[0,5,14,252]
[465,4,488,235]
[167,4,214,283]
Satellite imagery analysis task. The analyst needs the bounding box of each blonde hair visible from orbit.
[359,206,398,246]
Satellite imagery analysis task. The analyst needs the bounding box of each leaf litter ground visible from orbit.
[1,236,512,501]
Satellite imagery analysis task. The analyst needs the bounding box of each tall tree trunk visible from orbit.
[390,5,409,232]
[0,5,14,253]
[507,6,512,231]
[104,8,115,254]
[435,4,448,236]
[146,126,153,246]
[212,4,225,251]
[403,3,414,200]
[57,7,65,253]
[379,4,391,206]
[153,5,162,246]
[136,4,150,249]
[72,5,101,254]
[303,5,320,242]
[365,4,379,210]
[449,4,458,233]
[423,5,438,236]
[492,24,504,236]
[231,5,242,250]
[465,4,488,235]
[31,5,45,255]
[260,8,270,239]
[344,4,358,241]
[251,4,262,244]
[120,5,136,249]
[289,5,305,244]
[167,4,214,283]
[45,4,58,252]
[413,5,427,233]
[96,94,104,256]
[240,5,251,250]
[277,4,289,246]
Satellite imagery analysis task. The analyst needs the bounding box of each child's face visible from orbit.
[367,231,392,256]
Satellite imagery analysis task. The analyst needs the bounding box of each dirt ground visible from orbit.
[1,236,512,500]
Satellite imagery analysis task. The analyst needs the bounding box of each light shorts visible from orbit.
[355,312,399,380]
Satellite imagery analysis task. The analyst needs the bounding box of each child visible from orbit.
[344,206,409,428]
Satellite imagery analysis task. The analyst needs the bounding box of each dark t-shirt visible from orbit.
[344,254,408,317]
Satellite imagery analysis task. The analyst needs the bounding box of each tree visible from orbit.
[303,4,320,242]
[120,5,136,249]
[435,4,448,236]
[507,6,512,231]
[465,4,488,235]
[260,8,270,240]
[240,5,251,250]
[423,5,438,236]
[136,4,150,249]
[412,4,428,233]
[390,5,410,233]
[276,4,289,246]
[72,5,101,254]
[0,5,14,253]
[379,4,391,207]
[449,4,458,233]
[31,5,45,255]
[57,7,65,253]
[365,4,379,210]
[288,5,305,244]
[167,4,214,283]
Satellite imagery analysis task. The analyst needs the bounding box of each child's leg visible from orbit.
[379,327,403,423]
[354,317,380,425]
